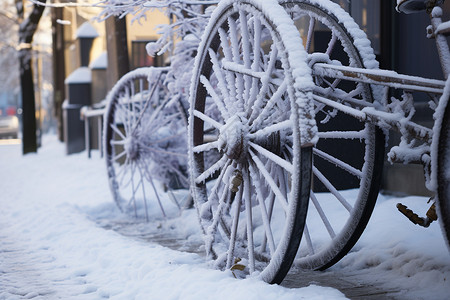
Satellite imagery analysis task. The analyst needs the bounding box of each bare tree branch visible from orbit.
[18,0,47,44]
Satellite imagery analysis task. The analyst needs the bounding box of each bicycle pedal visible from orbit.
[230,264,246,271]
[396,202,437,228]
[230,258,246,279]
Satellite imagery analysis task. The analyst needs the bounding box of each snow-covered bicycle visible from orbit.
[102,0,450,284]
[103,0,317,284]
[278,0,450,272]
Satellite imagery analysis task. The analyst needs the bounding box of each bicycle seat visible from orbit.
[396,0,445,13]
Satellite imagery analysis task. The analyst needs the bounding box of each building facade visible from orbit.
[53,0,450,195]
[53,4,169,153]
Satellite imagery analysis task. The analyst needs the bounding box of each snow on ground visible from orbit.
[1,134,449,299]
[334,191,450,299]
[0,135,345,300]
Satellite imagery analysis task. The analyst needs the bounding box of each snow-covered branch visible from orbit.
[27,0,97,8]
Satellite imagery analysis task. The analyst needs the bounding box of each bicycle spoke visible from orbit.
[249,163,276,255]
[110,123,126,141]
[136,160,150,221]
[227,15,245,112]
[249,141,293,174]
[260,188,276,253]
[200,75,230,120]
[193,109,223,130]
[226,179,243,269]
[313,148,362,178]
[249,149,288,213]
[239,10,252,105]
[303,224,314,255]
[310,191,336,239]
[248,45,278,123]
[130,82,138,126]
[243,169,255,274]
[193,140,220,153]
[206,183,231,253]
[313,166,353,212]
[251,79,288,129]
[149,175,166,219]
[248,17,262,111]
[209,159,232,202]
[115,157,130,186]
[249,119,293,140]
[306,17,315,53]
[317,129,366,139]
[325,32,337,56]
[110,140,126,146]
[113,149,127,162]
[218,27,237,112]
[129,161,140,217]
[195,155,229,184]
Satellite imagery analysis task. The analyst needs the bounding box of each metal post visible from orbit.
[85,115,91,158]
[430,7,450,79]
[98,115,103,158]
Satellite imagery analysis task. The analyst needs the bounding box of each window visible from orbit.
[131,40,157,69]
[351,0,381,54]
[333,0,381,54]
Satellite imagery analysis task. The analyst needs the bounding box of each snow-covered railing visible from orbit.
[81,104,106,158]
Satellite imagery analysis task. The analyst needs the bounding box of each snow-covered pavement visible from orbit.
[0,135,449,299]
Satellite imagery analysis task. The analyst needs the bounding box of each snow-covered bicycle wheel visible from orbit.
[188,0,316,284]
[104,67,189,221]
[434,77,450,250]
[280,0,385,270]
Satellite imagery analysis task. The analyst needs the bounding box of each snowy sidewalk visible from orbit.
[0,135,345,299]
[1,135,449,299]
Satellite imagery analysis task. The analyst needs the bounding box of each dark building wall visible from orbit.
[396,7,447,81]
[332,0,450,196]
[382,1,450,196]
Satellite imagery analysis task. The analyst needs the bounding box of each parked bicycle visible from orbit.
[101,0,450,284]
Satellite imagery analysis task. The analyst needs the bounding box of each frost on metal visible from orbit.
[431,78,450,192]
[103,66,190,220]
[186,0,317,284]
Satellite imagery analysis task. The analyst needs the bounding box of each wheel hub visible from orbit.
[218,115,248,161]
[124,136,140,161]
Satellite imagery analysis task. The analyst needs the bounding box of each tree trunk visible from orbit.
[51,7,66,142]
[16,0,47,154]
[19,48,38,154]
[105,16,130,91]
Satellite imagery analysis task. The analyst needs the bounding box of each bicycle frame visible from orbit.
[310,1,450,184]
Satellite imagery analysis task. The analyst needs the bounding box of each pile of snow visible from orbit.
[90,52,108,70]
[335,193,450,299]
[65,67,92,85]
[75,22,99,39]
